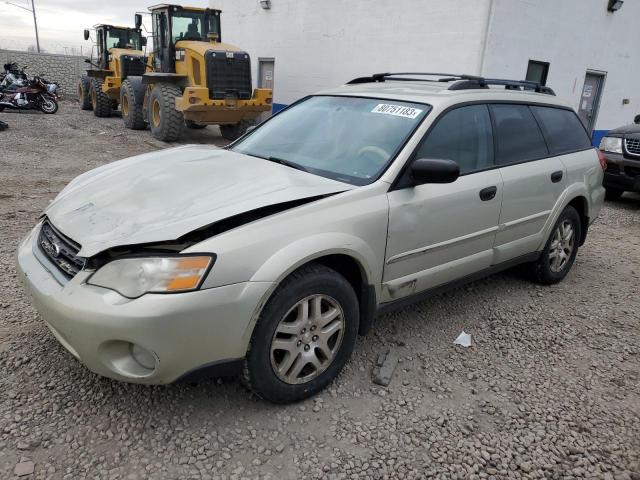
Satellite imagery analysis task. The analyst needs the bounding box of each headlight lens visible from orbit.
[88,255,214,298]
[599,136,622,154]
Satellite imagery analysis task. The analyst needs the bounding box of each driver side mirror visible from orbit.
[83,29,90,41]
[410,158,460,186]
[135,14,143,29]
[634,114,640,124]
[141,37,148,47]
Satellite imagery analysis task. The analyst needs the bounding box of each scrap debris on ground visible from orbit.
[0,103,639,479]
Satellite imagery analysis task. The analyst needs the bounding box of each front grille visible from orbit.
[120,55,146,79]
[625,138,640,156]
[205,50,252,100]
[37,220,85,279]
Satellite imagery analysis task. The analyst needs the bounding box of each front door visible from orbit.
[383,104,502,302]
[258,58,275,122]
[577,71,606,132]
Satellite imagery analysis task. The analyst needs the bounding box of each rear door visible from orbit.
[383,104,503,301]
[490,103,566,262]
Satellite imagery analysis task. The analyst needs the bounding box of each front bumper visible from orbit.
[602,152,640,192]
[16,224,273,384]
[175,87,272,124]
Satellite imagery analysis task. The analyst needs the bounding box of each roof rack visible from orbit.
[347,72,555,95]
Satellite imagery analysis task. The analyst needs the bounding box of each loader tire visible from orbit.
[148,83,184,142]
[90,78,112,117]
[220,119,255,141]
[121,79,147,130]
[78,76,92,110]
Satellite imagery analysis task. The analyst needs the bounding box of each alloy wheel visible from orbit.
[270,294,345,385]
[549,220,575,273]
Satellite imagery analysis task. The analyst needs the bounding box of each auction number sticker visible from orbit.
[371,104,423,119]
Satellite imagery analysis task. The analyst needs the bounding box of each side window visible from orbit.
[414,105,493,175]
[530,106,592,155]
[490,104,548,165]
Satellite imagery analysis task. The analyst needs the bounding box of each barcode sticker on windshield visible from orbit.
[371,104,423,119]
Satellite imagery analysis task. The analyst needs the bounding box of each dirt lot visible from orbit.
[1,102,639,479]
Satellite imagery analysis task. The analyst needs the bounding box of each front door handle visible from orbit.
[479,186,497,201]
[551,171,563,183]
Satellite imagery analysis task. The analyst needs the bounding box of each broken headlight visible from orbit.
[88,255,214,298]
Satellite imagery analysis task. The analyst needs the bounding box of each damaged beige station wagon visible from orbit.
[17,73,605,403]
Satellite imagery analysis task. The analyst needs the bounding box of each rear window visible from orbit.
[531,106,592,155]
[491,104,548,165]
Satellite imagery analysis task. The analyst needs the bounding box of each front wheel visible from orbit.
[91,78,112,117]
[243,263,359,403]
[78,76,92,110]
[529,206,582,285]
[148,83,184,142]
[39,96,58,114]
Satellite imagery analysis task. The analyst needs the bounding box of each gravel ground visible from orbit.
[1,103,639,479]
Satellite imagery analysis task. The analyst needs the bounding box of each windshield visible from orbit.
[106,29,142,50]
[231,96,429,185]
[171,10,221,43]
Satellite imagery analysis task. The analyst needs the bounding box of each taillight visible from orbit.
[596,148,607,171]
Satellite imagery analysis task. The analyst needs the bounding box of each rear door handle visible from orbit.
[551,171,563,183]
[479,186,497,201]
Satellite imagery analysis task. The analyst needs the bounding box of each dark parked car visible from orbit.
[599,114,640,200]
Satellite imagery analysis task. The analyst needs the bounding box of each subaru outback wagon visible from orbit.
[17,73,605,403]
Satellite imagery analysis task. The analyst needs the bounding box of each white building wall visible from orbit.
[482,0,640,134]
[213,0,492,106]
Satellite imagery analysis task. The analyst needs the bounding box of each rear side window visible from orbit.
[491,104,548,165]
[415,105,493,174]
[531,106,592,155]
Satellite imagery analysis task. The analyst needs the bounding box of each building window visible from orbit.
[526,60,550,86]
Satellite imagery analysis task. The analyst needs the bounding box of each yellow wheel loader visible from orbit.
[79,25,147,119]
[121,5,272,141]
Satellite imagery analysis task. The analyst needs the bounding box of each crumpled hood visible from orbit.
[45,145,353,257]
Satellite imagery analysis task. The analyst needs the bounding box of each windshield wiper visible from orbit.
[266,156,309,173]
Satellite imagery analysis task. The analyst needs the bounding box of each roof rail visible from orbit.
[346,72,555,95]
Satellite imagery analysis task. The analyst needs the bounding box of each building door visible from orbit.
[577,71,606,131]
[258,58,275,121]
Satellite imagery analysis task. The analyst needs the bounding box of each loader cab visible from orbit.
[147,4,221,73]
[92,25,144,69]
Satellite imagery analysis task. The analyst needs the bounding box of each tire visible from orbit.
[220,119,255,141]
[605,188,624,201]
[121,79,147,130]
[78,76,92,110]
[90,78,112,117]
[243,263,359,403]
[39,96,58,114]
[529,206,582,285]
[185,119,207,129]
[148,83,184,142]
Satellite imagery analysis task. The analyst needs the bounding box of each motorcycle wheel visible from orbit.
[39,96,58,114]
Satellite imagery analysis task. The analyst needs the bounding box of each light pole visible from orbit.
[5,0,40,53]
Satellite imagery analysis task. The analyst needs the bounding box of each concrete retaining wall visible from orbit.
[0,49,86,98]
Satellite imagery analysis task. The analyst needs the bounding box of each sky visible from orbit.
[0,0,211,54]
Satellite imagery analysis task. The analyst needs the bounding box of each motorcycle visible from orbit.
[0,75,59,114]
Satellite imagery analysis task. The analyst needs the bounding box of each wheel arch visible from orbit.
[246,236,380,342]
[539,186,591,251]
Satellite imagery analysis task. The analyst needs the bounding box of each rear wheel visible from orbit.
[78,76,92,110]
[90,78,112,117]
[148,83,184,142]
[529,206,582,285]
[185,119,207,129]
[220,119,255,141]
[243,263,359,403]
[605,187,624,201]
[121,79,146,130]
